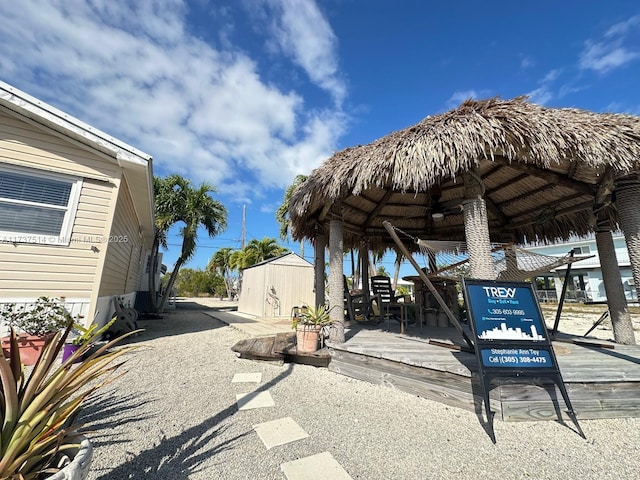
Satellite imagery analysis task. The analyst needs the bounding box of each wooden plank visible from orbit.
[272,332,296,354]
[285,347,331,367]
[231,337,283,362]
[329,356,501,415]
[498,380,640,403]
[333,333,475,377]
[502,397,640,421]
[330,349,500,414]
[331,349,471,390]
[328,325,640,422]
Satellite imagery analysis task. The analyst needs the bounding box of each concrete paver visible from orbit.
[232,372,263,383]
[236,390,276,410]
[253,417,309,449]
[281,452,353,480]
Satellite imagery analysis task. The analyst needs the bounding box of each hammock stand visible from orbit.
[383,221,592,351]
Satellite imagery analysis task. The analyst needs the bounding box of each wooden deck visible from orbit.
[329,325,640,422]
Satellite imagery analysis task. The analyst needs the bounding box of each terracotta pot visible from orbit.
[1,334,54,366]
[296,325,322,353]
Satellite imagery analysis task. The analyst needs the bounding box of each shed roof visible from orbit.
[242,251,312,270]
[290,97,640,252]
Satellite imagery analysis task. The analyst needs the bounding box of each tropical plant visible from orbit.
[69,317,117,346]
[149,175,228,313]
[375,265,389,277]
[292,304,332,329]
[0,324,138,479]
[173,268,225,297]
[229,249,248,272]
[243,237,288,266]
[207,247,237,299]
[1,297,73,336]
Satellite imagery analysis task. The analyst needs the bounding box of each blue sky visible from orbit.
[1,1,639,277]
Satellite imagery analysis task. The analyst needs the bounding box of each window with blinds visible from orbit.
[0,165,82,245]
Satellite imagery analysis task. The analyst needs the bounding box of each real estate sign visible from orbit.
[462,279,581,441]
[464,280,555,369]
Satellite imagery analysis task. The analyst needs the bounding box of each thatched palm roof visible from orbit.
[290,97,640,252]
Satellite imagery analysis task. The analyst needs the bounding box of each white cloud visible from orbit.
[541,69,561,84]
[526,69,563,105]
[520,54,535,69]
[446,90,491,109]
[0,0,347,202]
[580,15,640,73]
[527,87,553,105]
[250,0,346,106]
[604,14,640,37]
[605,101,640,115]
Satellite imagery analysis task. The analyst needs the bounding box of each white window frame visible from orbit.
[0,164,82,246]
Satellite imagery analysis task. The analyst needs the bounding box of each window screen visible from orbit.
[0,166,80,243]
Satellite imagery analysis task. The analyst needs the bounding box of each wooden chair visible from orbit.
[344,276,372,323]
[370,275,404,331]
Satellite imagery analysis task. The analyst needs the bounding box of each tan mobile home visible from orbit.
[0,81,154,328]
[238,252,315,318]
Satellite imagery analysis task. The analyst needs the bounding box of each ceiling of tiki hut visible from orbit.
[289,97,640,253]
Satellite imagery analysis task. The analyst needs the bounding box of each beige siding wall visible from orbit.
[0,118,114,303]
[98,177,146,297]
[0,110,118,180]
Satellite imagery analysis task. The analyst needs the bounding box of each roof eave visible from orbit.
[0,80,156,246]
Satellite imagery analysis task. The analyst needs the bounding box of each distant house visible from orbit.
[527,234,635,304]
[0,80,155,328]
[238,252,315,318]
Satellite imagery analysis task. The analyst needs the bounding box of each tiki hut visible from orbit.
[289,97,640,345]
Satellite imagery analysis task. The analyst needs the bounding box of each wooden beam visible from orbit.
[364,190,395,228]
[505,200,593,230]
[492,156,597,196]
[488,172,529,196]
[495,183,556,207]
[507,192,586,223]
[318,202,333,222]
[484,196,509,226]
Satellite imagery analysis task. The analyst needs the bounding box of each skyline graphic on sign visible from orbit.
[466,283,547,341]
[477,323,545,341]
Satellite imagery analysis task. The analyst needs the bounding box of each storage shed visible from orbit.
[238,252,315,318]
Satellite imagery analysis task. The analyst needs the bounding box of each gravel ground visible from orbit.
[82,300,640,480]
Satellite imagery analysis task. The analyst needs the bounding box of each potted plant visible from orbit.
[0,323,139,479]
[1,297,74,366]
[292,304,332,353]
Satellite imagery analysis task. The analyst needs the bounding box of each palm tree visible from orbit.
[392,251,404,290]
[276,175,307,256]
[207,247,236,300]
[229,249,249,271]
[243,237,288,266]
[150,175,227,313]
[148,175,189,312]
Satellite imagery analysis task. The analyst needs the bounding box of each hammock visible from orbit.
[383,222,592,351]
[415,239,591,282]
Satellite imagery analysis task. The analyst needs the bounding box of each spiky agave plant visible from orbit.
[0,323,139,479]
[292,304,333,329]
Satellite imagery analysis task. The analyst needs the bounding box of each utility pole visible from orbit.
[241,204,246,250]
